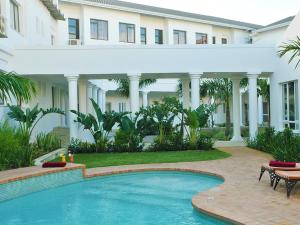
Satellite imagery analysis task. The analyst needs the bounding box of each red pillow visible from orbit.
[269,160,296,168]
[42,162,67,168]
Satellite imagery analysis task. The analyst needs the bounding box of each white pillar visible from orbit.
[65,74,79,141]
[102,90,106,112]
[231,78,243,142]
[240,91,244,126]
[128,73,141,113]
[189,73,202,110]
[248,73,259,139]
[181,78,190,109]
[97,89,103,110]
[258,95,263,125]
[87,83,93,114]
[142,91,149,108]
[92,85,98,102]
[78,79,88,114]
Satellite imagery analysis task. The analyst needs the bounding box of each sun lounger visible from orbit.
[259,163,300,186]
[273,170,300,198]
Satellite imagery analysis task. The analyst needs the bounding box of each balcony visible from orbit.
[0,16,6,38]
[40,0,64,20]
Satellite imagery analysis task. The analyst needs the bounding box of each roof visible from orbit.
[68,0,263,29]
[263,16,295,28]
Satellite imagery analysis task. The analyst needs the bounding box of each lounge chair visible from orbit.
[259,163,300,186]
[273,170,300,198]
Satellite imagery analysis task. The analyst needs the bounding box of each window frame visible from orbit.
[196,32,208,44]
[90,19,108,40]
[221,38,228,44]
[68,18,80,39]
[173,29,187,45]
[10,0,20,32]
[282,81,299,130]
[140,27,147,45]
[119,22,135,43]
[212,36,216,44]
[155,29,163,44]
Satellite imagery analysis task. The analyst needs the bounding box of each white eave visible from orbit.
[40,0,65,20]
[254,21,291,34]
[61,0,259,30]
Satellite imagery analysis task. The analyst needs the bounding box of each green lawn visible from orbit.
[60,150,231,168]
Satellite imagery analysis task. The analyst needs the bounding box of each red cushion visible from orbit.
[269,160,296,168]
[42,162,66,168]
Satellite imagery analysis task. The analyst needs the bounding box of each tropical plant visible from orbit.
[35,132,62,154]
[201,78,232,139]
[71,98,125,151]
[0,71,36,103]
[112,78,156,97]
[278,36,300,68]
[7,104,64,142]
[114,115,144,152]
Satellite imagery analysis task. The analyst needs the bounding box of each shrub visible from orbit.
[111,129,143,152]
[0,122,33,171]
[197,135,215,150]
[34,132,62,157]
[247,127,276,153]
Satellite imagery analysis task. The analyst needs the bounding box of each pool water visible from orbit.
[0,171,231,225]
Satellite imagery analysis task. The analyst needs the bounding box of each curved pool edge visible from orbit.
[85,167,243,225]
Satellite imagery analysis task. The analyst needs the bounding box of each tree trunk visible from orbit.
[225,100,231,140]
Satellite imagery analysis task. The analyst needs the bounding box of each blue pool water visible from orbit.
[0,171,231,225]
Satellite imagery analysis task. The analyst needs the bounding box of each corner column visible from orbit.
[189,73,202,110]
[231,78,243,142]
[142,91,149,108]
[65,74,79,141]
[78,79,88,114]
[181,78,190,109]
[128,73,141,113]
[248,73,259,139]
[87,82,93,114]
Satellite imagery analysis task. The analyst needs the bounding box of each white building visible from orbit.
[0,0,299,143]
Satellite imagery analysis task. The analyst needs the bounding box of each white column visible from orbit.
[97,89,103,110]
[65,74,79,141]
[181,78,190,109]
[78,79,88,113]
[248,73,259,139]
[92,85,98,102]
[102,90,106,112]
[231,78,243,142]
[87,83,93,114]
[142,91,149,108]
[189,73,202,110]
[258,95,263,125]
[128,73,141,113]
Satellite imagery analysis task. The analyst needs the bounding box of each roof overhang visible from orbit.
[40,0,65,20]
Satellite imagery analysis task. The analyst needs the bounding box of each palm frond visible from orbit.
[278,36,300,68]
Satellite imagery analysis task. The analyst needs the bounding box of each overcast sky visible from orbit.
[122,0,300,26]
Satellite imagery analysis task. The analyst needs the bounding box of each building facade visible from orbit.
[0,0,299,142]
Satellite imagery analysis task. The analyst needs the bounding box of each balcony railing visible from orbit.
[0,16,6,38]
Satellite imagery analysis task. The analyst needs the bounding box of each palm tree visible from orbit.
[201,78,232,139]
[0,71,36,103]
[113,78,156,97]
[278,36,300,68]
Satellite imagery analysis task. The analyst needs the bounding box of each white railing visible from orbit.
[0,16,6,38]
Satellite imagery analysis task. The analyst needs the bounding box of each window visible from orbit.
[196,33,208,44]
[212,36,216,44]
[173,30,186,44]
[90,19,108,40]
[140,27,146,44]
[10,0,20,32]
[263,102,269,123]
[119,23,135,43]
[68,18,79,39]
[282,81,298,130]
[221,38,228,44]
[118,103,126,112]
[155,29,163,44]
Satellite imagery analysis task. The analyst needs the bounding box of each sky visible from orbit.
[122,0,300,26]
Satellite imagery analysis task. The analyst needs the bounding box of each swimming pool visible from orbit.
[0,171,231,225]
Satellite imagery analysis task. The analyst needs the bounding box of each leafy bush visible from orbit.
[68,138,104,153]
[0,122,33,171]
[149,131,187,151]
[248,128,300,162]
[32,133,62,158]
[197,135,215,150]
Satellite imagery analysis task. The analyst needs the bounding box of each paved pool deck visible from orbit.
[1,147,299,225]
[86,147,300,225]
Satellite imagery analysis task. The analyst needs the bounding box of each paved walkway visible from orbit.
[86,147,300,225]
